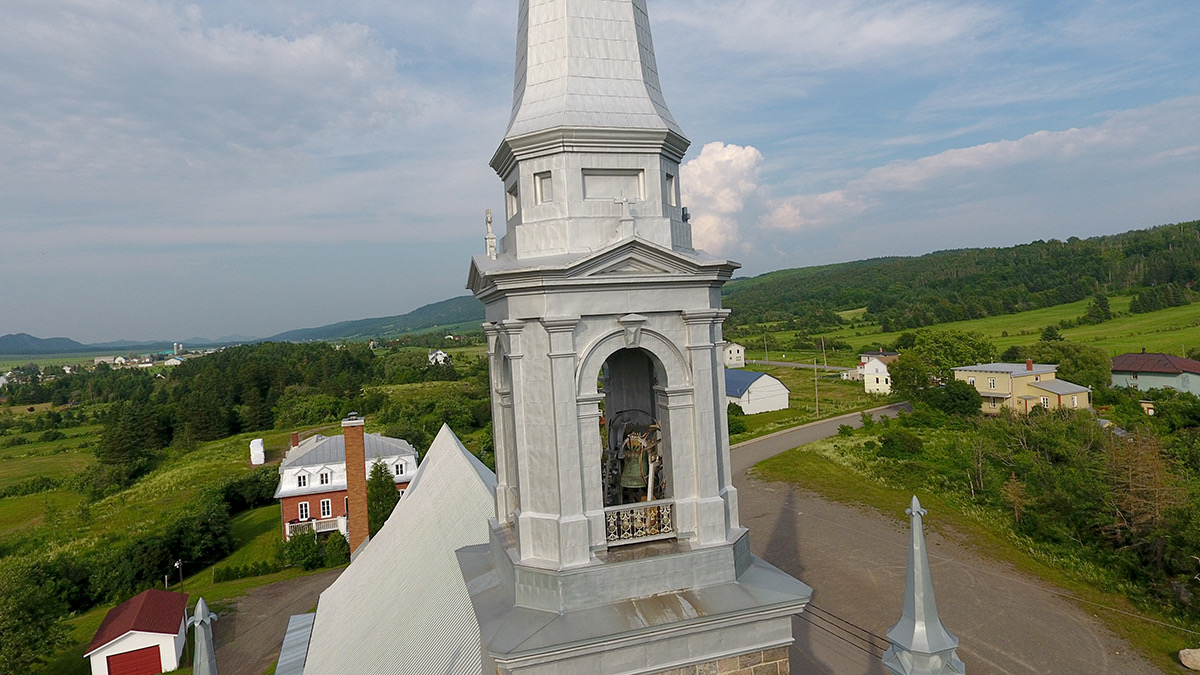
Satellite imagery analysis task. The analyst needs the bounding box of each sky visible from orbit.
[2,0,1198,344]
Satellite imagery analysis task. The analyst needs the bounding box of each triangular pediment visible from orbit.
[566,240,702,279]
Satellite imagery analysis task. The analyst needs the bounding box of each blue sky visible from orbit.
[2,0,1198,343]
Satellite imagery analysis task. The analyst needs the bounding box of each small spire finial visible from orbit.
[485,209,497,260]
[882,496,965,675]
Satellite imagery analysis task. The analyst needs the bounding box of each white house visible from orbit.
[723,343,746,368]
[85,589,188,675]
[428,349,451,365]
[725,369,790,414]
[863,356,894,395]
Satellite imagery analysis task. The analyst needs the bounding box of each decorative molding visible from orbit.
[618,314,649,348]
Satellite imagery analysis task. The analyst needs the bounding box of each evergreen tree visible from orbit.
[366,460,400,538]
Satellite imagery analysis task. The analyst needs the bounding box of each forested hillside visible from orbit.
[723,220,1200,331]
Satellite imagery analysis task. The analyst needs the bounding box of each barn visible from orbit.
[725,369,790,415]
[85,589,188,675]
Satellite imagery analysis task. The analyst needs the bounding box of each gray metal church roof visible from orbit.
[301,425,496,674]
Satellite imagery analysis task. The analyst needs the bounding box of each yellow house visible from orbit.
[952,360,1091,414]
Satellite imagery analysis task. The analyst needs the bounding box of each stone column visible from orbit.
[682,310,729,545]
[544,316,591,567]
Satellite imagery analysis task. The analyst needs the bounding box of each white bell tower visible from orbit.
[464,2,811,673]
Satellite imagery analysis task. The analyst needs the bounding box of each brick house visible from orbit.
[275,417,418,547]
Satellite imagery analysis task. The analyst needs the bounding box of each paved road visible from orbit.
[731,403,909,475]
[212,568,342,675]
[732,412,1165,674]
[747,359,852,372]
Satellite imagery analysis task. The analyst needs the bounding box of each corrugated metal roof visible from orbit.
[281,433,417,468]
[86,589,188,655]
[725,369,767,398]
[1112,352,1200,375]
[953,362,1057,376]
[1030,379,1090,395]
[276,613,316,675]
[302,425,496,675]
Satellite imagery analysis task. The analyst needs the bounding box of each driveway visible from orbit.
[733,417,1164,673]
[212,568,342,675]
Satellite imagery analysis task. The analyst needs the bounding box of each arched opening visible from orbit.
[599,348,668,507]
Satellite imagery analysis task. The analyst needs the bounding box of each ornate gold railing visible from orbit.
[604,500,675,547]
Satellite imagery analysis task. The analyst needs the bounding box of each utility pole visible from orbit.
[814,359,820,416]
[821,337,827,368]
[175,559,184,592]
[763,334,770,363]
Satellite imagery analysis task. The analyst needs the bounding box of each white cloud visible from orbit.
[657,0,1000,70]
[680,142,763,253]
[761,96,1200,235]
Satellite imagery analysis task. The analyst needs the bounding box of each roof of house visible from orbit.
[281,432,417,469]
[86,589,188,655]
[302,425,496,674]
[1030,379,1090,395]
[725,369,769,398]
[1112,352,1200,375]
[953,362,1057,377]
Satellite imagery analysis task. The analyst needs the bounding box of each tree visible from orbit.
[926,379,982,416]
[1025,341,1110,391]
[911,329,996,380]
[888,353,934,401]
[0,559,68,674]
[367,460,400,538]
[324,532,350,567]
[1040,325,1064,342]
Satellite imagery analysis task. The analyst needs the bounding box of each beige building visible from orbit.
[953,360,1091,414]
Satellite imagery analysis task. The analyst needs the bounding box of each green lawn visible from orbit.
[731,367,879,443]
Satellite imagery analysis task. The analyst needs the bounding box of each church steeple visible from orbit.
[490,0,693,259]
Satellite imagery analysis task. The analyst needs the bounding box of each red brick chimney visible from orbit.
[342,413,368,553]
[1026,359,1033,371]
[290,432,300,450]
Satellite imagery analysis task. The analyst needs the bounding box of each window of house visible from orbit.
[297,474,307,488]
[1072,395,1078,408]
[988,377,996,390]
[990,397,997,408]
[1040,396,1049,408]
[319,471,330,486]
[320,499,332,518]
[1034,375,1040,382]
[968,377,975,386]
[298,502,310,520]
[394,462,403,476]
[875,377,880,384]
[398,488,406,498]
[884,377,890,385]
[344,497,349,515]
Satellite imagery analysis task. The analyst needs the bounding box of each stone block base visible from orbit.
[655,646,789,675]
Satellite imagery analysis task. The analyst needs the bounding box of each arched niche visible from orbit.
[576,330,691,510]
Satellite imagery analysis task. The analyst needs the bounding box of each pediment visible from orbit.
[566,241,700,279]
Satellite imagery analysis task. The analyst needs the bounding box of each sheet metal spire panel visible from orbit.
[506,0,682,139]
[884,496,966,675]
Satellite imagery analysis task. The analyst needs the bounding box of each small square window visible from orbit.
[297,474,307,488]
[394,463,403,476]
[319,472,330,486]
[298,502,310,520]
[968,376,975,385]
[988,378,996,390]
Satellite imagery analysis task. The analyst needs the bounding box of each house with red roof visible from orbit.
[85,589,188,675]
[1112,350,1200,396]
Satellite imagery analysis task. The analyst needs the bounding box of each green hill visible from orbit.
[267,295,484,343]
[722,219,1200,331]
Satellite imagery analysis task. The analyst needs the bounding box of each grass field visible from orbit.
[730,366,880,443]
[732,295,1200,360]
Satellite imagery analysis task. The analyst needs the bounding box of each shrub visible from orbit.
[837,424,854,437]
[877,428,923,458]
[282,533,323,571]
[37,429,66,443]
[324,533,350,567]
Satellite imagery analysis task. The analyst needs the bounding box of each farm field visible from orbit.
[741,294,1200,358]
